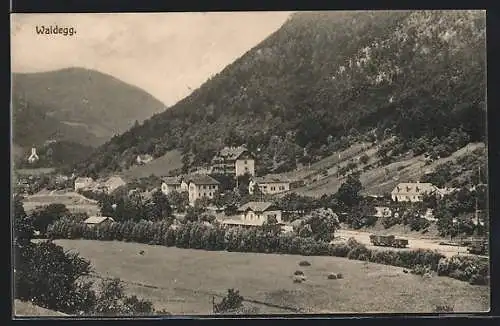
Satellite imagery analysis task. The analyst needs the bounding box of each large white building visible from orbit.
[248,175,302,195]
[74,177,95,192]
[390,182,437,202]
[211,146,255,177]
[221,201,282,227]
[161,174,220,205]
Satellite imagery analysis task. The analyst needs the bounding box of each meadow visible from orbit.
[56,239,489,315]
[14,300,68,317]
[122,150,183,179]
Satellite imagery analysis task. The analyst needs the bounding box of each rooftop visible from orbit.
[238,201,275,212]
[186,174,220,185]
[391,182,437,194]
[84,216,115,224]
[253,174,295,184]
[161,176,184,184]
[215,146,250,161]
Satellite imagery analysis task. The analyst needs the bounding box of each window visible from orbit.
[209,192,213,197]
[279,186,285,191]
[244,160,248,164]
[271,187,276,191]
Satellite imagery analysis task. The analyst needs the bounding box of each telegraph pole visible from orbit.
[475,165,481,228]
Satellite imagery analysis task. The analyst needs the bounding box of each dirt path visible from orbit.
[335,229,473,258]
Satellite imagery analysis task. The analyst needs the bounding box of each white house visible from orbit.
[102,176,126,194]
[74,177,95,192]
[211,146,255,177]
[161,176,188,195]
[84,216,115,227]
[136,154,153,165]
[161,174,220,205]
[390,182,438,202]
[248,175,302,195]
[221,201,282,227]
[186,175,220,205]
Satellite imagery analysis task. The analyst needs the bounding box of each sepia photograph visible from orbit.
[10,10,489,317]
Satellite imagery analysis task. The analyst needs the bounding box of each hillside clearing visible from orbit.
[22,192,100,215]
[56,239,489,315]
[122,150,183,179]
[288,142,485,197]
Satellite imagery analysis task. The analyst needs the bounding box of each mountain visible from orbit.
[12,67,166,168]
[12,67,166,148]
[74,11,486,179]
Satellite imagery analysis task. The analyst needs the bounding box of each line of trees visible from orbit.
[46,217,488,286]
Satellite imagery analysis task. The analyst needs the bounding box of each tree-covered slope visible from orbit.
[12,67,166,148]
[74,11,486,177]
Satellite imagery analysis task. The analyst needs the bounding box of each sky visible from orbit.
[11,12,292,106]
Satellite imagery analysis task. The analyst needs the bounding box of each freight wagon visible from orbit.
[369,234,409,248]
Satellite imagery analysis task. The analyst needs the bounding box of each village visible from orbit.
[14,143,488,256]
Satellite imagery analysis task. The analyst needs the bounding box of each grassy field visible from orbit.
[122,150,183,179]
[22,192,100,215]
[56,239,489,315]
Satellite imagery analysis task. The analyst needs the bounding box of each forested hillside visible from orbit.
[12,68,166,169]
[12,68,166,148]
[74,11,486,177]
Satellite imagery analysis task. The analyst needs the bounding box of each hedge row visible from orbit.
[47,220,488,285]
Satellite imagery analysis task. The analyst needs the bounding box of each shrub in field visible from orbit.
[294,270,304,276]
[336,273,343,279]
[433,305,454,313]
[298,260,311,267]
[327,273,337,280]
[214,289,244,314]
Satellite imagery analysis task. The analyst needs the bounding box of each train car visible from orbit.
[370,234,408,248]
[467,240,488,255]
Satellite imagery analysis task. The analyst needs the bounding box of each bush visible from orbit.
[437,256,489,285]
[294,270,304,276]
[408,216,431,231]
[214,289,244,314]
[336,273,343,279]
[382,216,401,229]
[433,305,454,313]
[410,264,432,276]
[369,250,401,266]
[327,273,337,280]
[298,260,311,267]
[346,240,371,261]
[328,243,351,257]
